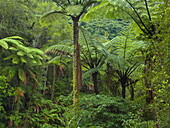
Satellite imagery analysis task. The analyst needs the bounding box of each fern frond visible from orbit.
[40,11,66,25]
[83,67,101,80]
[0,40,8,49]
[2,38,23,45]
[29,48,44,55]
[45,45,73,56]
[37,0,53,2]
[66,5,83,16]
[47,56,71,64]
[7,36,24,40]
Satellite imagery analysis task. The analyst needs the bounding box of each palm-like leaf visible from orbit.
[0,36,23,49]
[40,11,66,24]
[82,67,101,80]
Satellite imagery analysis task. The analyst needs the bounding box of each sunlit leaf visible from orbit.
[0,40,8,49]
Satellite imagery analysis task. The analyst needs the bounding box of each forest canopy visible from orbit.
[0,0,169,127]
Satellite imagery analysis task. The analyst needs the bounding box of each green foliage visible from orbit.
[57,94,140,128]
[0,0,33,40]
[81,19,129,39]
[0,75,15,122]
[0,36,44,84]
[0,0,169,128]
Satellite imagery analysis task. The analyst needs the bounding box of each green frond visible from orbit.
[17,51,25,56]
[40,11,66,25]
[20,57,27,63]
[47,56,70,64]
[34,54,43,60]
[82,1,109,21]
[91,40,109,55]
[37,0,53,2]
[0,40,8,49]
[27,54,34,59]
[12,57,20,64]
[83,67,100,80]
[48,56,61,64]
[45,45,73,56]
[29,48,44,55]
[18,69,26,83]
[66,5,83,16]
[4,55,16,61]
[106,53,129,67]
[8,47,18,51]
[7,36,24,40]
[0,36,23,50]
[82,0,128,21]
[2,38,23,46]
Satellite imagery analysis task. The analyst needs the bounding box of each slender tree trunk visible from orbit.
[122,84,126,99]
[144,56,154,104]
[72,16,82,109]
[130,85,134,100]
[43,66,48,95]
[92,72,98,94]
[120,78,126,99]
[51,64,56,101]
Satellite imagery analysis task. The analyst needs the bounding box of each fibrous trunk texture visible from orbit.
[72,16,82,110]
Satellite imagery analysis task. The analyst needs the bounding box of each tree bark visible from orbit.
[92,72,99,94]
[72,16,82,109]
[122,85,126,99]
[144,56,154,104]
[120,77,126,99]
[51,64,56,101]
[130,85,134,100]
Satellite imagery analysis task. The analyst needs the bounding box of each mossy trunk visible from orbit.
[72,16,82,110]
[144,55,154,104]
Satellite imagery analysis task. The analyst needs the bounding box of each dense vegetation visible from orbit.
[0,0,169,127]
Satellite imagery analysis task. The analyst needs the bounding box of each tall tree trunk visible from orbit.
[72,16,82,109]
[144,53,160,128]
[92,72,98,94]
[51,64,56,101]
[144,56,154,104]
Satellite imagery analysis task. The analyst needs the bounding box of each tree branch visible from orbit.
[144,0,152,21]
[124,9,148,35]
[126,1,153,36]
[67,0,71,4]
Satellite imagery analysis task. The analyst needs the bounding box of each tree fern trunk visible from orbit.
[144,56,154,104]
[92,72,98,94]
[130,85,134,100]
[72,16,82,110]
[120,78,126,98]
[122,85,126,99]
[51,64,56,101]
